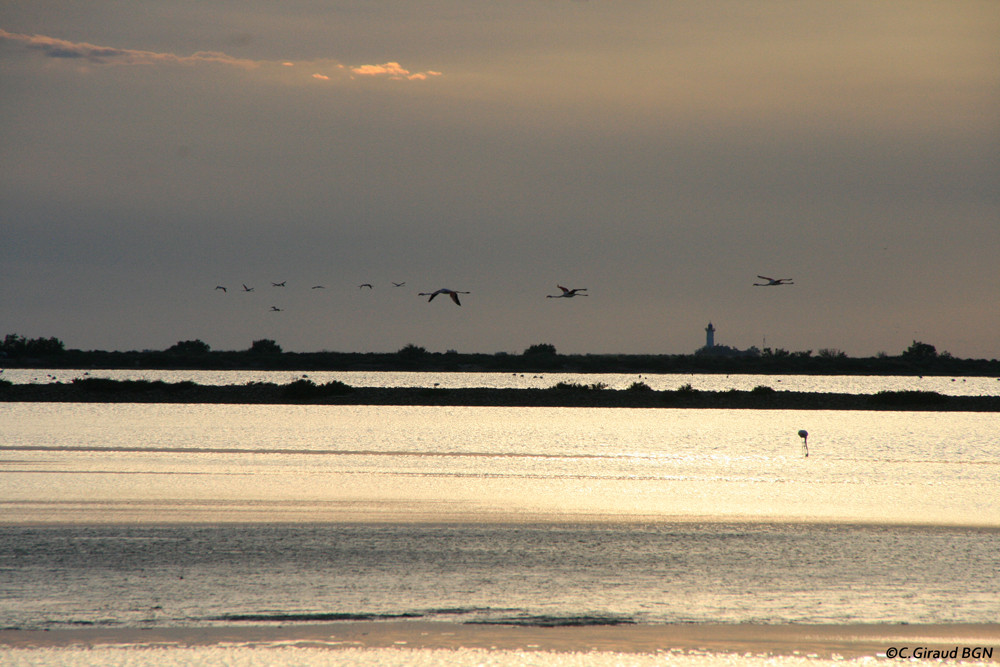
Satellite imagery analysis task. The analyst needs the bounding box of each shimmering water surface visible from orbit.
[1,377,998,638]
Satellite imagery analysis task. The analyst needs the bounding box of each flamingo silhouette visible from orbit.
[242,284,254,292]
[419,288,469,306]
[359,284,373,289]
[214,286,227,292]
[272,281,286,287]
[270,306,283,312]
[547,285,588,298]
[798,430,809,457]
[754,275,793,286]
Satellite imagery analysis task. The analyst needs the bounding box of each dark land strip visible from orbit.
[3,378,999,410]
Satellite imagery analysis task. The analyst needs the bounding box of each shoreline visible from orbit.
[2,621,998,659]
[4,380,1000,410]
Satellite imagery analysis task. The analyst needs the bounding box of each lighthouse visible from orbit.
[705,322,716,348]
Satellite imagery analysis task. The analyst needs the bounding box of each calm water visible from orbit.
[5,368,1000,395]
[1,398,998,635]
[2,522,998,631]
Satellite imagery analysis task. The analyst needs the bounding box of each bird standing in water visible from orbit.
[798,430,809,457]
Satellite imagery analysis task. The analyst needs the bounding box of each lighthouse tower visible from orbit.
[705,322,716,348]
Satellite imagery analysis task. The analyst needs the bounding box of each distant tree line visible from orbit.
[1,334,66,357]
[2,333,998,376]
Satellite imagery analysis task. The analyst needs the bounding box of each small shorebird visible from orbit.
[754,275,793,286]
[547,285,588,298]
[242,284,254,292]
[798,430,809,457]
[214,285,227,292]
[419,288,469,306]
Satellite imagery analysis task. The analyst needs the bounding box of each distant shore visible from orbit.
[4,338,1000,377]
[2,621,998,660]
[3,378,1000,410]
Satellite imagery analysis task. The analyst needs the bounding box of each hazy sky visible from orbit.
[3,2,998,357]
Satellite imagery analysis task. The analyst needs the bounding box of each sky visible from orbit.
[2,2,999,358]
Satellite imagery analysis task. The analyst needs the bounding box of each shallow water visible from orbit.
[2,522,997,631]
[1,401,998,635]
[2,404,996,525]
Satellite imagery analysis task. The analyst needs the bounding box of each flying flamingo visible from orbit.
[547,285,588,298]
[214,286,227,292]
[419,288,469,306]
[270,306,283,312]
[272,281,286,287]
[754,275,793,286]
[242,284,254,292]
[359,283,373,289]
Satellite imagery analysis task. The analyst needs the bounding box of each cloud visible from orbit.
[407,70,443,81]
[1,29,441,82]
[0,28,259,69]
[350,61,442,81]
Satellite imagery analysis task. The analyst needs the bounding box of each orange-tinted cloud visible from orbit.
[351,61,442,81]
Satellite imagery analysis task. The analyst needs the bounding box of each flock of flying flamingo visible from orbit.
[212,282,602,311]
[215,275,789,312]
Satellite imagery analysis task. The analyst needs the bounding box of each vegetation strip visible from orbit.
[2,378,999,410]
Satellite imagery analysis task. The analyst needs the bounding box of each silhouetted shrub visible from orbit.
[872,390,947,406]
[284,379,317,397]
[902,341,938,360]
[167,340,210,355]
[397,344,426,359]
[282,378,353,398]
[250,339,282,354]
[319,380,353,394]
[551,381,608,391]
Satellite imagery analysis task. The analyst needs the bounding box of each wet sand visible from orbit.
[2,622,998,660]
